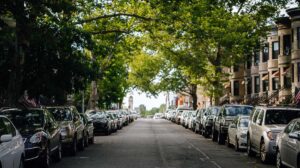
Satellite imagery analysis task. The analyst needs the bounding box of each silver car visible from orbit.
[247,106,300,163]
[227,116,249,151]
[0,115,25,168]
[276,118,300,168]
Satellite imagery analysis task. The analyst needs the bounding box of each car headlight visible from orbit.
[30,132,45,144]
[267,131,274,140]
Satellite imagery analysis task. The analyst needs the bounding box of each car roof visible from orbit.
[255,106,300,110]
[223,104,253,107]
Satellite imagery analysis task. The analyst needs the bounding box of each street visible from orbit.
[51,119,274,168]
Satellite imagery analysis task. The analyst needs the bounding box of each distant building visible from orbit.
[128,96,133,110]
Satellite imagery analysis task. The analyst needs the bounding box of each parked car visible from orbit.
[184,111,193,128]
[153,113,163,119]
[213,104,253,144]
[276,118,300,168]
[107,112,118,132]
[175,106,192,124]
[47,106,85,156]
[79,113,94,146]
[1,108,62,167]
[0,115,25,168]
[227,115,249,151]
[247,106,300,163]
[88,111,113,135]
[201,106,220,138]
[195,108,205,133]
[188,110,197,131]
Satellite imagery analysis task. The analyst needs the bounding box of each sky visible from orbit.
[123,90,166,110]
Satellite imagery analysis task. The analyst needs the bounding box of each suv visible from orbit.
[47,106,85,156]
[247,106,300,163]
[201,106,220,138]
[213,104,253,144]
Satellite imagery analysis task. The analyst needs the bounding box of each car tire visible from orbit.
[212,130,217,142]
[226,135,231,147]
[54,140,62,162]
[19,157,24,168]
[247,138,256,157]
[217,132,224,145]
[78,133,85,151]
[41,147,50,168]
[276,150,285,168]
[260,140,270,163]
[70,137,77,156]
[84,133,89,148]
[89,134,94,144]
[235,137,239,152]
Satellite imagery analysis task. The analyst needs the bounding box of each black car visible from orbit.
[0,108,62,168]
[87,111,112,135]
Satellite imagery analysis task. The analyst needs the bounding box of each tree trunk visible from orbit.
[8,0,27,106]
[190,84,198,110]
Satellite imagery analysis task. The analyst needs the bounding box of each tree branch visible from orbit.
[88,29,131,35]
[75,13,154,24]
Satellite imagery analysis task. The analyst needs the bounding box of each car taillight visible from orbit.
[267,131,274,140]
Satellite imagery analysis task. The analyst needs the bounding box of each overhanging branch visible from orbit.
[88,29,131,35]
[75,13,154,24]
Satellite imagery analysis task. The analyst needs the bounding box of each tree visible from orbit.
[139,104,147,117]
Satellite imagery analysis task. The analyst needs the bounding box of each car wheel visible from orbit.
[226,135,231,147]
[276,150,285,168]
[54,140,62,162]
[89,134,94,144]
[212,130,217,142]
[217,132,224,145]
[247,138,255,157]
[235,137,239,152]
[70,137,77,156]
[19,157,24,168]
[78,133,85,151]
[260,141,269,163]
[84,133,89,148]
[41,147,50,168]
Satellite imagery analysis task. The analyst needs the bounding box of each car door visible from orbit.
[0,117,13,168]
[46,110,60,153]
[249,108,260,148]
[286,121,300,167]
[228,121,237,144]
[253,110,264,149]
[280,121,295,165]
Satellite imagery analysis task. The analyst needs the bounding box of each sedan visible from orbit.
[227,115,249,151]
[88,111,112,135]
[276,118,300,168]
[1,108,62,168]
[0,115,25,168]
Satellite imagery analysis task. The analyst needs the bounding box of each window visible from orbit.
[233,65,239,72]
[254,76,260,93]
[265,109,300,125]
[263,43,269,62]
[272,77,279,90]
[246,56,251,69]
[256,110,264,125]
[272,41,279,59]
[284,121,295,133]
[292,122,300,133]
[252,109,260,123]
[298,63,300,82]
[233,81,239,96]
[262,79,269,92]
[254,50,260,66]
[247,78,252,94]
[297,27,300,49]
[292,64,294,82]
[283,35,291,56]
[283,67,291,88]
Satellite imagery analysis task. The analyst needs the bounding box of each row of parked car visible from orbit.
[164,105,300,168]
[0,106,138,168]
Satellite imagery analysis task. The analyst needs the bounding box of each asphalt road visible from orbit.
[51,119,275,168]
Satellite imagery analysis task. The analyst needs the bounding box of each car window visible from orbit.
[0,118,15,137]
[265,109,300,125]
[256,110,264,125]
[291,122,300,133]
[284,121,296,133]
[48,108,73,121]
[252,109,260,123]
[239,119,249,128]
[225,106,253,116]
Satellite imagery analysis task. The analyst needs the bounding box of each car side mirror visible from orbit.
[0,134,12,143]
[289,133,300,140]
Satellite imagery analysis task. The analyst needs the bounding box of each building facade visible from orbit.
[225,8,300,105]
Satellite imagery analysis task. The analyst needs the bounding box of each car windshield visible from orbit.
[239,119,249,127]
[265,109,300,125]
[225,106,253,116]
[89,112,106,119]
[209,107,220,116]
[48,108,72,121]
[2,109,44,134]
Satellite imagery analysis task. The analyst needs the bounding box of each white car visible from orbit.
[227,115,249,151]
[0,115,25,168]
[153,113,163,119]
